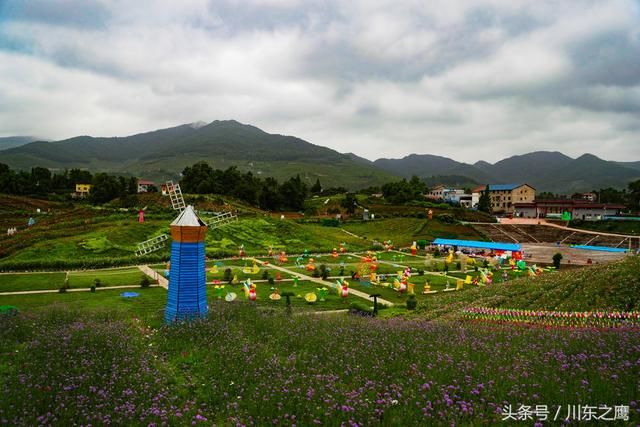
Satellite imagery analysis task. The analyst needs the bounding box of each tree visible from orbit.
[552,252,563,269]
[311,178,322,194]
[341,192,357,214]
[91,173,123,203]
[477,186,492,213]
[627,179,640,212]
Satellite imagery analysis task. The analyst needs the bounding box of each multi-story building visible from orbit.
[486,184,536,214]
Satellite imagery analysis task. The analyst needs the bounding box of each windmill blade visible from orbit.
[206,211,238,229]
[166,180,186,211]
[135,234,169,256]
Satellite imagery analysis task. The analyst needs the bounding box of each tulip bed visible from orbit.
[1,303,639,425]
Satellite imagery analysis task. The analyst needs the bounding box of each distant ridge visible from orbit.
[1,122,638,193]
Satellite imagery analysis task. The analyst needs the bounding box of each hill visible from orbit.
[375,151,640,193]
[0,121,397,189]
[0,136,43,150]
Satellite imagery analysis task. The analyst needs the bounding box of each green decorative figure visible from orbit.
[293,276,299,287]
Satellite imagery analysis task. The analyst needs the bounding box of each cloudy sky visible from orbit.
[0,0,639,162]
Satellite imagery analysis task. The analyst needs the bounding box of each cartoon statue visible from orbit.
[210,265,219,274]
[267,246,274,257]
[318,287,328,301]
[332,248,338,258]
[243,280,257,301]
[423,282,431,294]
[238,244,245,258]
[339,243,346,253]
[411,241,417,256]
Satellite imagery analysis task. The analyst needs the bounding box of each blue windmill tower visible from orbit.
[165,205,209,323]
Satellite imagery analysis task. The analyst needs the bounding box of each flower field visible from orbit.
[1,303,639,425]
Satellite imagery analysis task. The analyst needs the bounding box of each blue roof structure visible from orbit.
[570,245,628,253]
[432,238,521,252]
[488,184,525,191]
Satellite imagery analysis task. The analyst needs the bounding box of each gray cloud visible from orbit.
[0,0,639,163]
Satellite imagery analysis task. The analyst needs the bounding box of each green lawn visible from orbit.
[0,272,66,292]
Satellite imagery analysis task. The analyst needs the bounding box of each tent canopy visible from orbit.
[432,238,521,252]
[570,245,628,253]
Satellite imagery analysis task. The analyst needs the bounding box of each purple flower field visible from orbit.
[1,303,639,425]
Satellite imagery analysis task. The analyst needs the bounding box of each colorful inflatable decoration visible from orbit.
[276,271,282,281]
[238,244,245,258]
[332,248,338,258]
[422,282,433,294]
[269,287,281,301]
[340,281,349,298]
[267,246,274,257]
[278,251,288,264]
[411,241,417,256]
[304,292,317,303]
[225,292,237,302]
[303,249,310,258]
[214,285,225,299]
[516,260,527,271]
[383,240,393,251]
[456,280,464,290]
[242,264,253,274]
[318,287,328,301]
[232,274,239,285]
[243,279,257,301]
[446,250,454,264]
[210,265,219,274]
[305,258,316,272]
[339,243,347,253]
[407,282,415,294]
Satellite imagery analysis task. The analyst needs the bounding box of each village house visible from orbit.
[514,200,625,221]
[137,179,156,193]
[74,183,92,198]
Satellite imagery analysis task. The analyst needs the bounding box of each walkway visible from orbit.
[138,265,168,290]
[0,284,162,296]
[248,257,395,307]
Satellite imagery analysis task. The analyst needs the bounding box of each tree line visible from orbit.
[0,163,145,204]
[180,161,307,211]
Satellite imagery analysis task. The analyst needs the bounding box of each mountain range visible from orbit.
[1,120,638,193]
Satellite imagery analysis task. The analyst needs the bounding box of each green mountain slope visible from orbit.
[0,121,397,189]
[374,151,639,192]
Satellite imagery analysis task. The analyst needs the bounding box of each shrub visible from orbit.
[552,253,563,269]
[268,277,275,285]
[90,285,96,293]
[406,294,418,310]
[417,269,424,276]
[223,268,233,283]
[261,270,270,280]
[140,276,151,288]
[94,278,102,288]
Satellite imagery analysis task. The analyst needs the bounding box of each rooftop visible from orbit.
[488,183,534,191]
[171,205,207,227]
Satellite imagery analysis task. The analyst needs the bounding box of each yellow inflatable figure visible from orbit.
[210,265,219,274]
[446,251,454,264]
[465,275,472,285]
[232,274,239,285]
[251,261,260,274]
[370,272,377,285]
[407,282,415,294]
[422,282,431,294]
[456,280,464,290]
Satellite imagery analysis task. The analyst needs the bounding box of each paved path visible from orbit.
[0,284,162,296]
[248,257,395,307]
[138,265,168,290]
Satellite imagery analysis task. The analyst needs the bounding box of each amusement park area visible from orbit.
[1,183,640,425]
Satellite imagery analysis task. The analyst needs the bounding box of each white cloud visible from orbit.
[0,0,639,163]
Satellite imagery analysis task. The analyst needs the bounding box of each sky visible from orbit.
[0,0,639,163]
